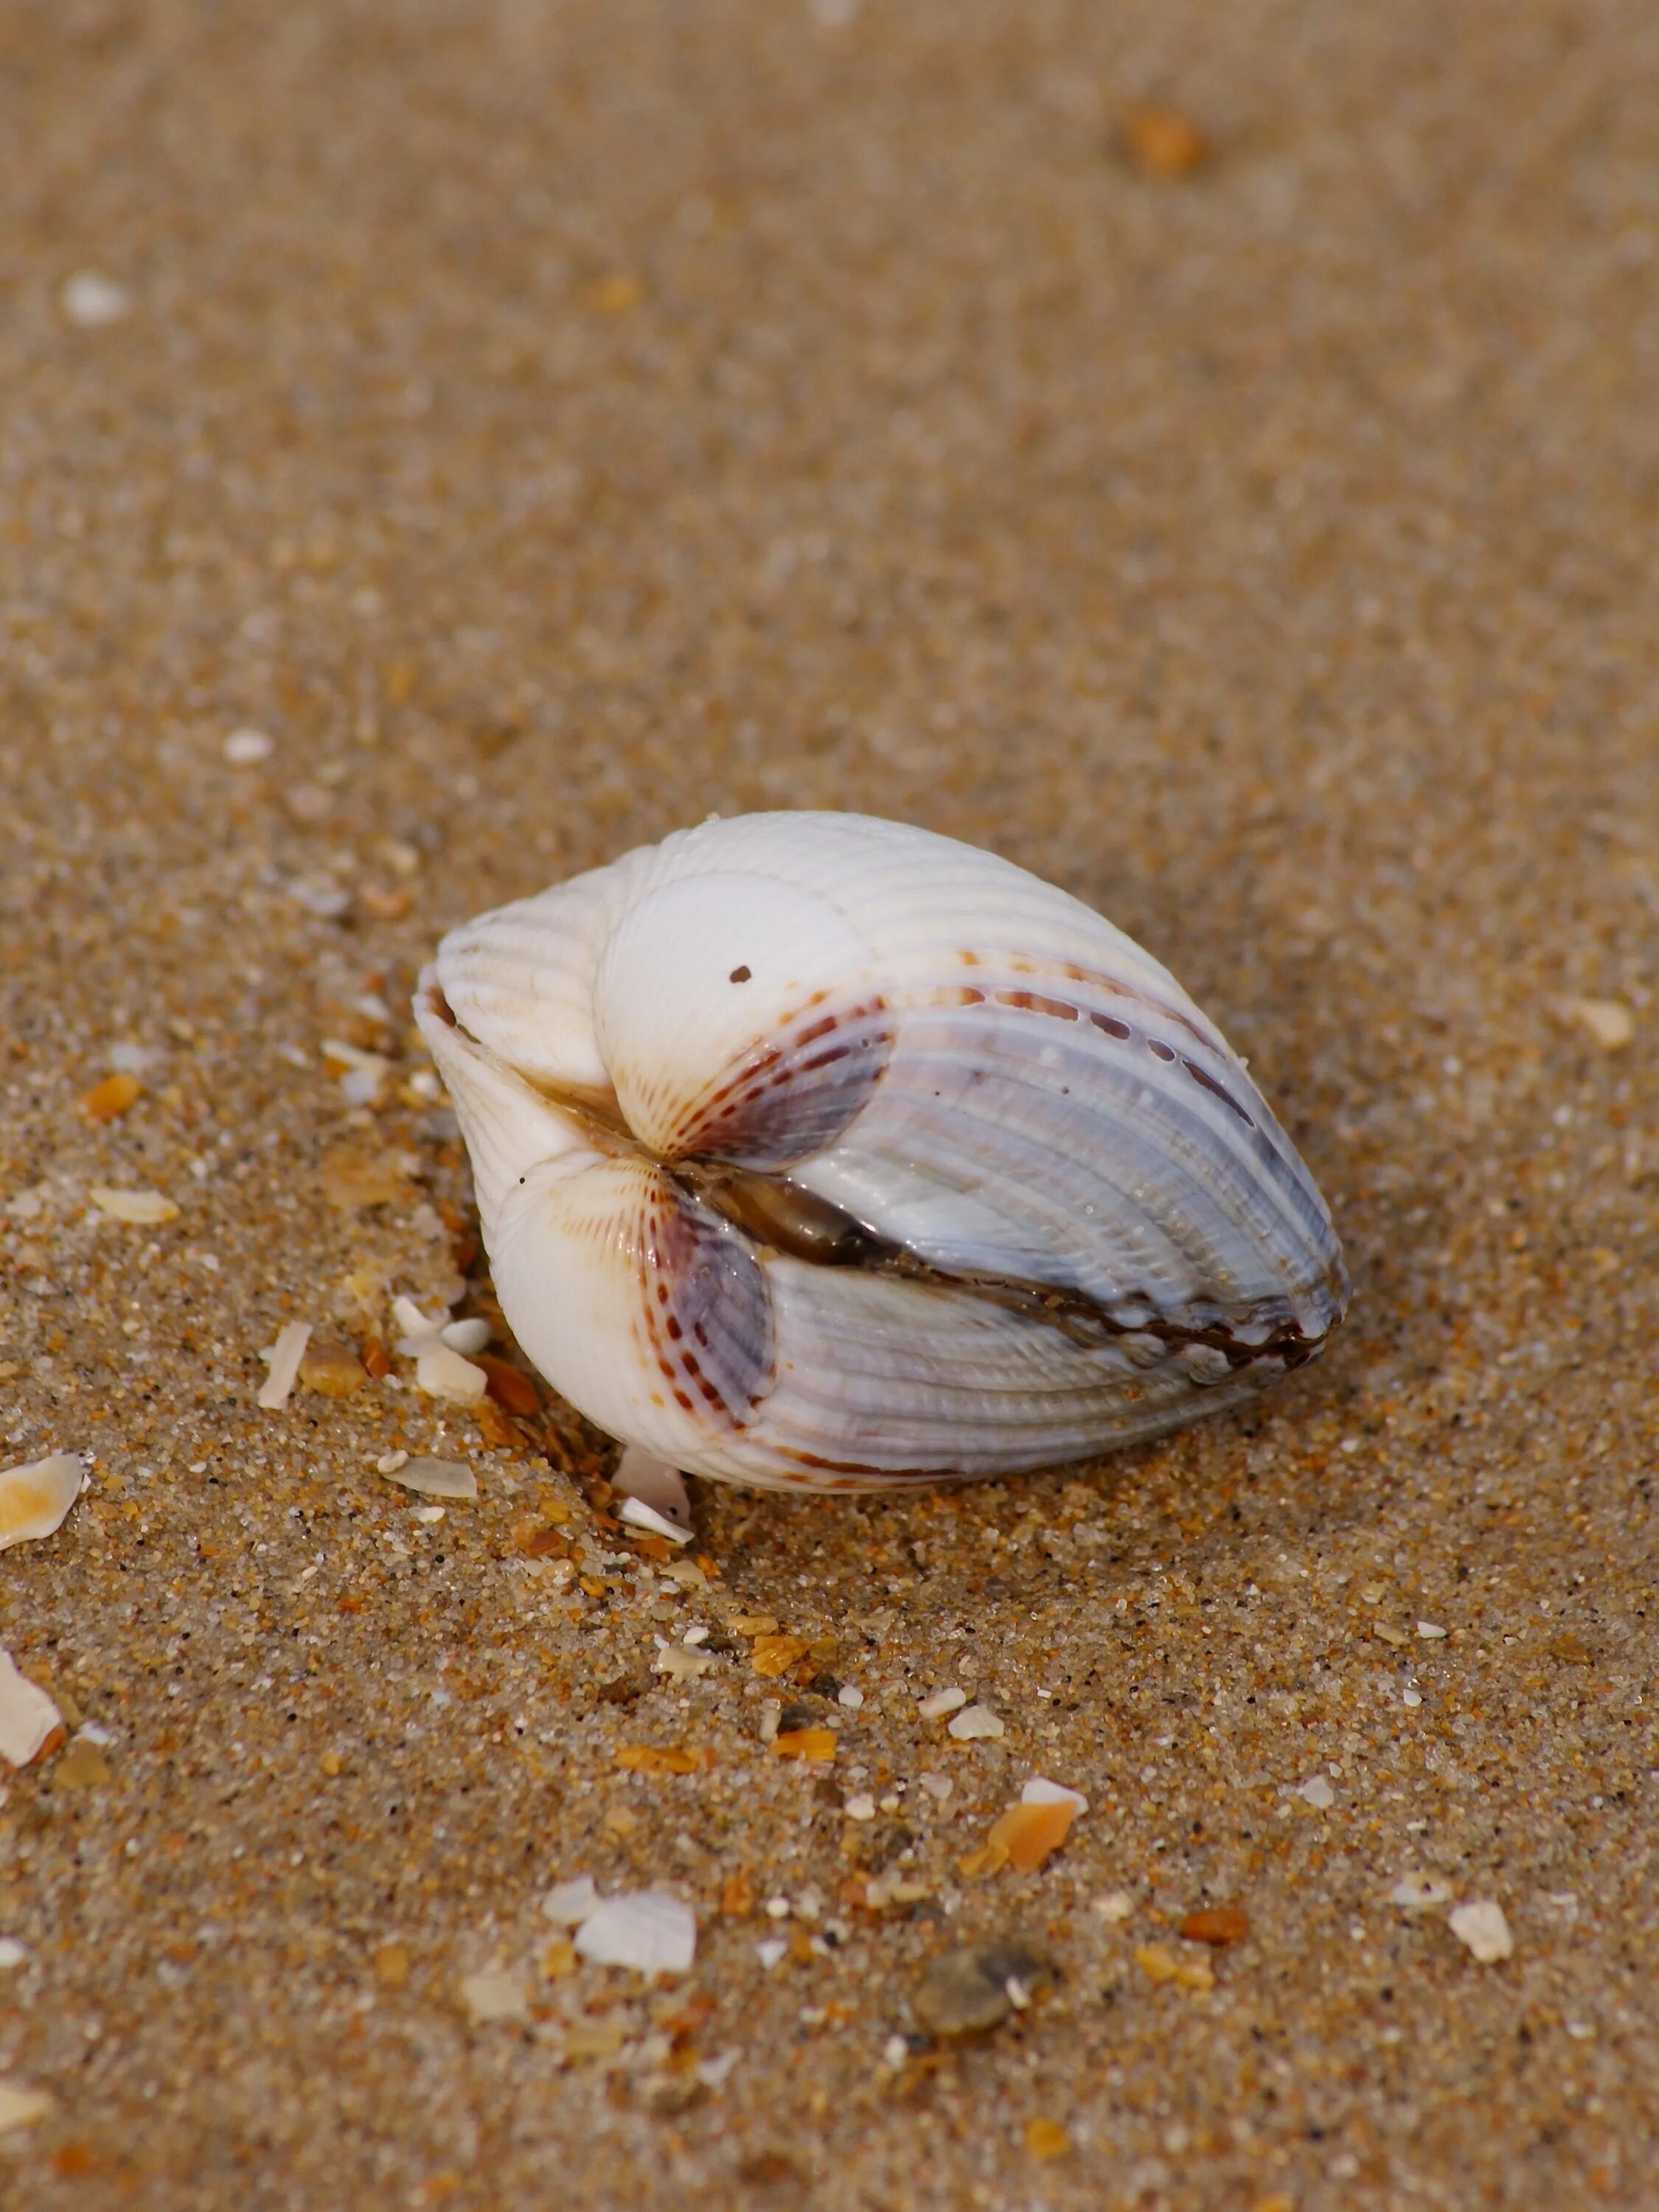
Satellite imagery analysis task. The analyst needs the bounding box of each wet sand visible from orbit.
[1,4,1655,2206]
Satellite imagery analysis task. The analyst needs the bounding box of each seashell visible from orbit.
[414,812,1348,1491]
[0,1453,85,1551]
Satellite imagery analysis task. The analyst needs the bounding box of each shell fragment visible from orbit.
[0,1651,64,1768]
[257,1322,312,1411]
[0,1453,84,1551]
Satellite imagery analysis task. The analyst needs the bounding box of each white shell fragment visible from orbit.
[416,812,1349,1491]
[1560,996,1634,1051]
[257,1322,312,1411]
[918,1686,968,1720]
[0,2080,55,2136]
[386,1457,477,1500]
[947,1703,1005,1741]
[613,1446,695,1543]
[0,1650,63,1768]
[0,1453,85,1551]
[459,1969,529,2023]
[543,1874,602,1926]
[392,1298,489,1403]
[90,1184,180,1225]
[1449,1900,1514,1963]
[1022,1775,1088,1812]
[573,1890,697,1973]
[1390,1874,1455,1911]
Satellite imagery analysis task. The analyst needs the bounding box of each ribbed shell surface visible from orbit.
[417,812,1348,1489]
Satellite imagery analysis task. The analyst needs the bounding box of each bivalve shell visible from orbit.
[414,812,1348,1490]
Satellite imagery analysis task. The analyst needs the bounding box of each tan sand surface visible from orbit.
[1,3,1655,2205]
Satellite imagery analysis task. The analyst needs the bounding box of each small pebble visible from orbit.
[54,1736,111,1792]
[0,1940,26,1970]
[1180,1906,1249,1947]
[1416,1621,1448,1640]
[1298,1774,1335,1809]
[1093,1891,1135,1922]
[912,1939,1051,2038]
[373,1941,411,1989]
[1135,1941,1214,1992]
[1121,105,1211,179]
[1025,2116,1071,2163]
[844,1793,877,1822]
[298,1337,367,1398]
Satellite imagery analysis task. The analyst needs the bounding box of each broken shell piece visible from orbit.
[613,1446,695,1542]
[392,1297,489,1402]
[0,2081,55,2137]
[1560,997,1635,1051]
[573,1890,697,1973]
[1179,1906,1249,1947]
[257,1321,312,1411]
[386,1457,477,1500]
[543,1874,601,1926]
[414,1342,488,1403]
[459,1969,529,2023]
[0,1453,84,1551]
[0,1651,64,1768]
[89,1185,179,1225]
[961,1777,1088,1877]
[1389,1873,1455,1912]
[81,1071,143,1121]
[947,1703,1005,1741]
[321,1039,392,1105]
[1448,1899,1513,1963]
[918,1686,968,1721]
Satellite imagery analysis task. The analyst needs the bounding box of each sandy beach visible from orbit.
[1,4,1655,2205]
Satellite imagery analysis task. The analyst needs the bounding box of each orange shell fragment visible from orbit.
[771,1728,836,1761]
[614,1743,706,1775]
[81,1071,142,1121]
[960,1795,1079,1878]
[750,1635,811,1678]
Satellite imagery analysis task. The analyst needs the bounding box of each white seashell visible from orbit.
[0,1650,63,1768]
[0,1453,85,1551]
[414,812,1349,1491]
